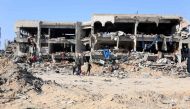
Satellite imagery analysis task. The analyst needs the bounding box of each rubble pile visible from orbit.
[123,52,146,70]
[98,70,128,79]
[0,61,43,104]
[4,41,17,59]
[0,58,13,76]
[125,52,189,77]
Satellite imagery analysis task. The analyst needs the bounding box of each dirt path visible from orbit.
[2,71,190,109]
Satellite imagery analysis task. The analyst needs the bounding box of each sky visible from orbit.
[0,0,190,49]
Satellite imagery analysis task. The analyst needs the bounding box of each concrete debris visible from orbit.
[4,41,17,59]
[156,58,174,64]
[184,96,190,101]
[0,60,44,104]
[119,52,189,77]
[98,70,128,79]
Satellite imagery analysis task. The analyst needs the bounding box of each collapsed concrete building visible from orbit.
[15,14,190,63]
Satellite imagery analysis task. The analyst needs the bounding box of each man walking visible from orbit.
[187,47,190,74]
[72,63,76,75]
[86,62,92,76]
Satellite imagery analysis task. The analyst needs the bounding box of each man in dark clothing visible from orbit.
[86,62,92,76]
[187,48,190,74]
[187,57,190,74]
[184,46,189,61]
[72,63,76,75]
[77,64,81,75]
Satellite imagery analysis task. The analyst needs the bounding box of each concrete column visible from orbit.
[16,43,20,56]
[116,36,119,49]
[155,41,158,50]
[48,28,51,54]
[89,26,95,62]
[178,39,182,63]
[162,37,167,51]
[75,22,82,63]
[75,22,82,53]
[71,45,73,52]
[16,28,21,56]
[178,20,182,63]
[178,21,183,63]
[17,27,21,38]
[133,21,138,51]
[178,36,182,50]
[37,21,42,53]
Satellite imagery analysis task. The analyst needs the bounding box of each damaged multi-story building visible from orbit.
[15,14,190,63]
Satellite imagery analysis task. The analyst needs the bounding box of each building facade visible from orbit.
[15,14,190,62]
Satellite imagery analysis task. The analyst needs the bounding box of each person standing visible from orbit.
[76,63,81,75]
[72,63,76,75]
[187,47,190,74]
[184,46,189,61]
[86,62,92,76]
[51,53,56,63]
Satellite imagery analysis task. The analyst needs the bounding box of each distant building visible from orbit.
[14,14,190,62]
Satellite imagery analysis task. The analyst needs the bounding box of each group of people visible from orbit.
[72,62,92,76]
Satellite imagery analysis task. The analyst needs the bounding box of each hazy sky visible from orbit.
[0,0,189,49]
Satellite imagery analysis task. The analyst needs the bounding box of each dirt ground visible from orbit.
[1,58,190,109]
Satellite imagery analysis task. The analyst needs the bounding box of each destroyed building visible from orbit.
[15,14,190,62]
